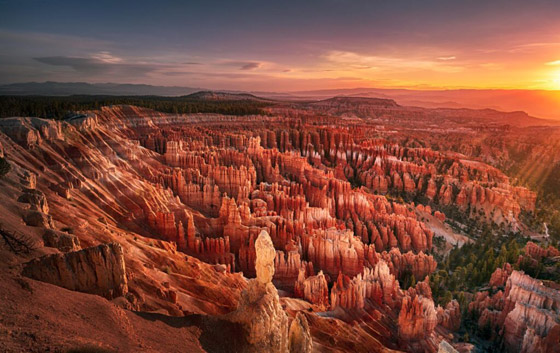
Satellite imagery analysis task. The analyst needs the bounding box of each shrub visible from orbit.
[61,227,75,234]
[0,157,10,177]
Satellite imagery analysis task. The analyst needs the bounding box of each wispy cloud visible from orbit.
[508,42,560,53]
[438,56,456,61]
[324,50,463,73]
[34,53,161,76]
[546,60,560,66]
[240,62,262,70]
[218,60,263,70]
[90,51,123,63]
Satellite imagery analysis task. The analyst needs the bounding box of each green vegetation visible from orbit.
[430,226,524,307]
[0,95,273,120]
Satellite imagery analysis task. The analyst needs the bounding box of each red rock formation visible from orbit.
[489,263,513,288]
[502,271,560,353]
[437,300,461,332]
[294,269,329,308]
[42,229,81,252]
[366,247,437,282]
[470,270,560,353]
[224,230,312,353]
[407,276,433,299]
[3,103,549,353]
[274,246,313,289]
[330,260,401,310]
[523,241,560,260]
[434,211,446,222]
[22,243,128,299]
[18,189,49,214]
[0,117,63,148]
[398,294,438,341]
[304,228,365,279]
[288,312,313,353]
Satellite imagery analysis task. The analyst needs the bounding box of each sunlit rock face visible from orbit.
[225,230,311,353]
[398,294,438,341]
[294,269,329,309]
[255,230,276,284]
[502,271,560,353]
[470,269,560,353]
[23,243,128,299]
[288,312,313,353]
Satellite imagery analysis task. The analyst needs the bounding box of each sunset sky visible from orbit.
[1,0,560,91]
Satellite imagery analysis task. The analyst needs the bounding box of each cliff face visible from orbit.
[470,269,560,353]
[502,271,560,353]
[23,243,128,299]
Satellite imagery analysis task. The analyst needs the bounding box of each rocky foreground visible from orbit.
[0,103,557,352]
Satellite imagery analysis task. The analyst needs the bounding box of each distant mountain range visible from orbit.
[0,82,203,96]
[292,87,560,121]
[1,81,560,120]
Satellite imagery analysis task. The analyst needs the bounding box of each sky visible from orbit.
[1,0,560,91]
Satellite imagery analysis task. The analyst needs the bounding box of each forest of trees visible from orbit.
[430,226,524,306]
[0,95,273,120]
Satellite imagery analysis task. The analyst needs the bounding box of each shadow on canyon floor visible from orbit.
[132,311,248,353]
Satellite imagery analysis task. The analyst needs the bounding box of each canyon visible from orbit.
[0,95,558,352]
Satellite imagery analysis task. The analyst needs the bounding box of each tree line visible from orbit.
[0,95,273,119]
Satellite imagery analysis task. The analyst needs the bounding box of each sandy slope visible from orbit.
[0,267,208,353]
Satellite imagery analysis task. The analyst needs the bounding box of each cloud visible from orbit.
[159,70,262,79]
[324,50,463,73]
[34,56,109,74]
[90,51,123,63]
[509,42,560,53]
[33,54,161,76]
[240,62,262,70]
[218,60,263,70]
[546,60,560,66]
[438,56,456,61]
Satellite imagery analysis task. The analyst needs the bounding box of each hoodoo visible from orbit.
[225,230,311,353]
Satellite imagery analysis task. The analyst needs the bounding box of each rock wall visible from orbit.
[23,243,128,299]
